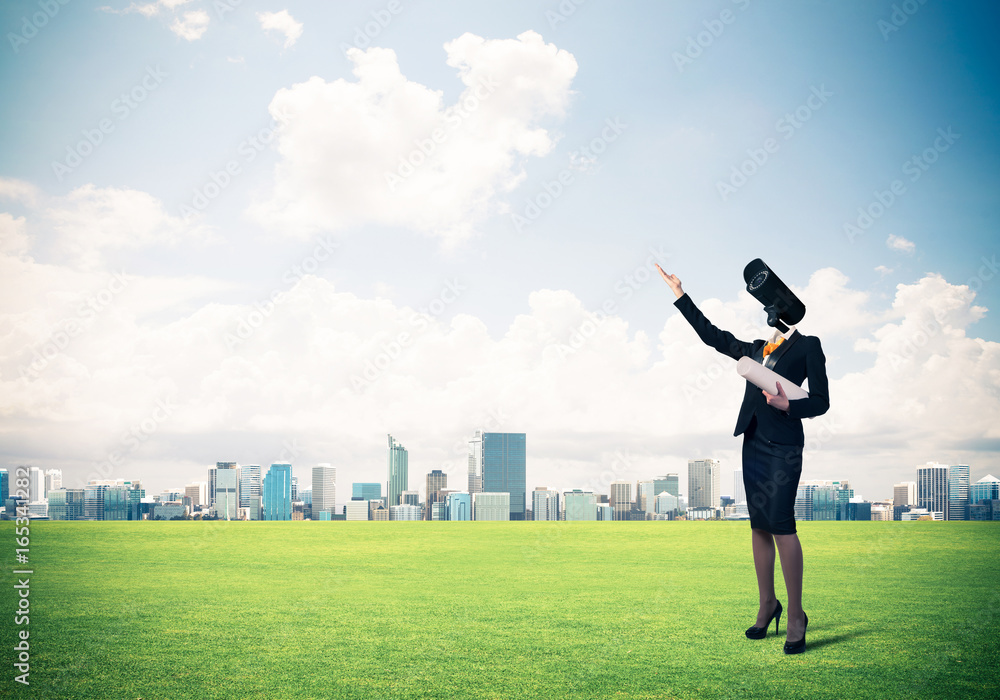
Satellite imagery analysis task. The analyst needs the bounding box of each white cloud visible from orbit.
[258,10,303,48]
[875,265,893,276]
[248,31,578,245]
[170,9,210,41]
[887,233,915,254]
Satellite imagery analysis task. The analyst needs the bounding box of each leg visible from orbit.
[751,527,778,626]
[774,532,805,640]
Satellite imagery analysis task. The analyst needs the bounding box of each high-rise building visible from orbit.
[610,481,632,520]
[636,480,654,514]
[387,434,409,508]
[447,492,471,521]
[564,490,597,521]
[893,481,917,506]
[44,469,62,494]
[185,482,208,509]
[947,465,970,521]
[655,491,679,516]
[263,463,292,521]
[425,470,448,520]
[468,430,484,494]
[291,476,298,502]
[210,462,238,507]
[473,492,510,521]
[352,483,382,501]
[48,489,85,520]
[688,459,721,509]
[918,462,949,518]
[84,481,111,520]
[29,467,43,502]
[654,475,680,504]
[401,490,420,506]
[213,464,240,520]
[240,465,262,510]
[532,488,560,521]
[0,469,9,504]
[733,470,746,504]
[971,474,1000,504]
[312,464,337,520]
[480,432,526,520]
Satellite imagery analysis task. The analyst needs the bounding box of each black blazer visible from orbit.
[674,293,830,445]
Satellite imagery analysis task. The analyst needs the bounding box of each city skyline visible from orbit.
[2,1,998,506]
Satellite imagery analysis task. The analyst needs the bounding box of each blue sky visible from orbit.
[1,0,998,504]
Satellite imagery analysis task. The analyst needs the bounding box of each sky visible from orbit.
[1,0,998,506]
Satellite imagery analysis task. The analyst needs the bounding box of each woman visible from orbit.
[657,263,829,654]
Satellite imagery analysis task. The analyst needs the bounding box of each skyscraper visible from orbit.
[654,474,680,503]
[44,469,62,494]
[610,481,632,520]
[918,462,949,518]
[185,482,208,509]
[240,465,262,510]
[425,469,447,520]
[688,459,721,509]
[312,464,337,519]
[480,432,526,520]
[532,488,560,521]
[733,470,746,504]
[210,462,237,507]
[387,434,409,508]
[28,467,43,502]
[213,463,240,520]
[263,463,292,521]
[636,480,654,514]
[947,465,970,521]
[893,481,917,506]
[468,430,484,494]
[0,469,8,504]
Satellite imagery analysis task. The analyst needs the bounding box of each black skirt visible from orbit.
[742,415,803,535]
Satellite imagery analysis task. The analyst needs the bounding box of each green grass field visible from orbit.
[2,520,998,700]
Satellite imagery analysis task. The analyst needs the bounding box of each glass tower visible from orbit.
[387,434,409,508]
[482,432,526,520]
[263,463,292,521]
[947,465,970,521]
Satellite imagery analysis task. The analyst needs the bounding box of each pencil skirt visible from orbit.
[741,415,803,535]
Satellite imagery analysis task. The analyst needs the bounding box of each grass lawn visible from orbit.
[2,520,998,699]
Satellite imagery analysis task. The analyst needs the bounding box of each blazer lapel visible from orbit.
[763,330,800,370]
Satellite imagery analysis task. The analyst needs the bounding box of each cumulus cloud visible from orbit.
[258,10,303,48]
[170,9,210,41]
[101,1,209,40]
[248,31,578,245]
[887,233,915,254]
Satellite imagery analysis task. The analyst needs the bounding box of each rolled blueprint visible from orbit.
[736,356,809,399]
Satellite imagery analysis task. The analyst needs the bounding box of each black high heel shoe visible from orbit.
[745,600,782,639]
[783,612,808,654]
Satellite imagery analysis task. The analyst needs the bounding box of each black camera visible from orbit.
[743,258,806,333]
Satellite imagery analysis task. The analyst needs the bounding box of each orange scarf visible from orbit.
[762,337,785,358]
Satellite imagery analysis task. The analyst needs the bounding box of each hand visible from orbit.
[763,382,790,412]
[655,264,684,299]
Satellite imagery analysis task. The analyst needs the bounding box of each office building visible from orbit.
[29,467,43,502]
[185,482,208,509]
[655,491,678,516]
[479,432,526,520]
[918,463,949,519]
[893,481,917,507]
[425,470,448,520]
[312,464,337,520]
[610,481,632,521]
[688,460,721,510]
[733,470,746,504]
[210,462,238,507]
[473,492,510,521]
[390,504,422,520]
[291,476,298,501]
[44,469,62,494]
[636,480,654,514]
[947,465,970,521]
[352,483,382,501]
[971,474,1000,504]
[387,434,409,508]
[447,492,471,521]
[532,488,560,521]
[401,490,420,506]
[654,475,680,505]
[263,463,292,521]
[564,490,597,521]
[596,504,614,521]
[346,500,370,521]
[468,430,484,494]
[48,489,85,520]
[240,465,262,510]
[154,502,186,520]
[213,464,240,520]
[0,468,8,504]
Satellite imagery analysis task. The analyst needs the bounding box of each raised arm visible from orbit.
[658,264,757,361]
